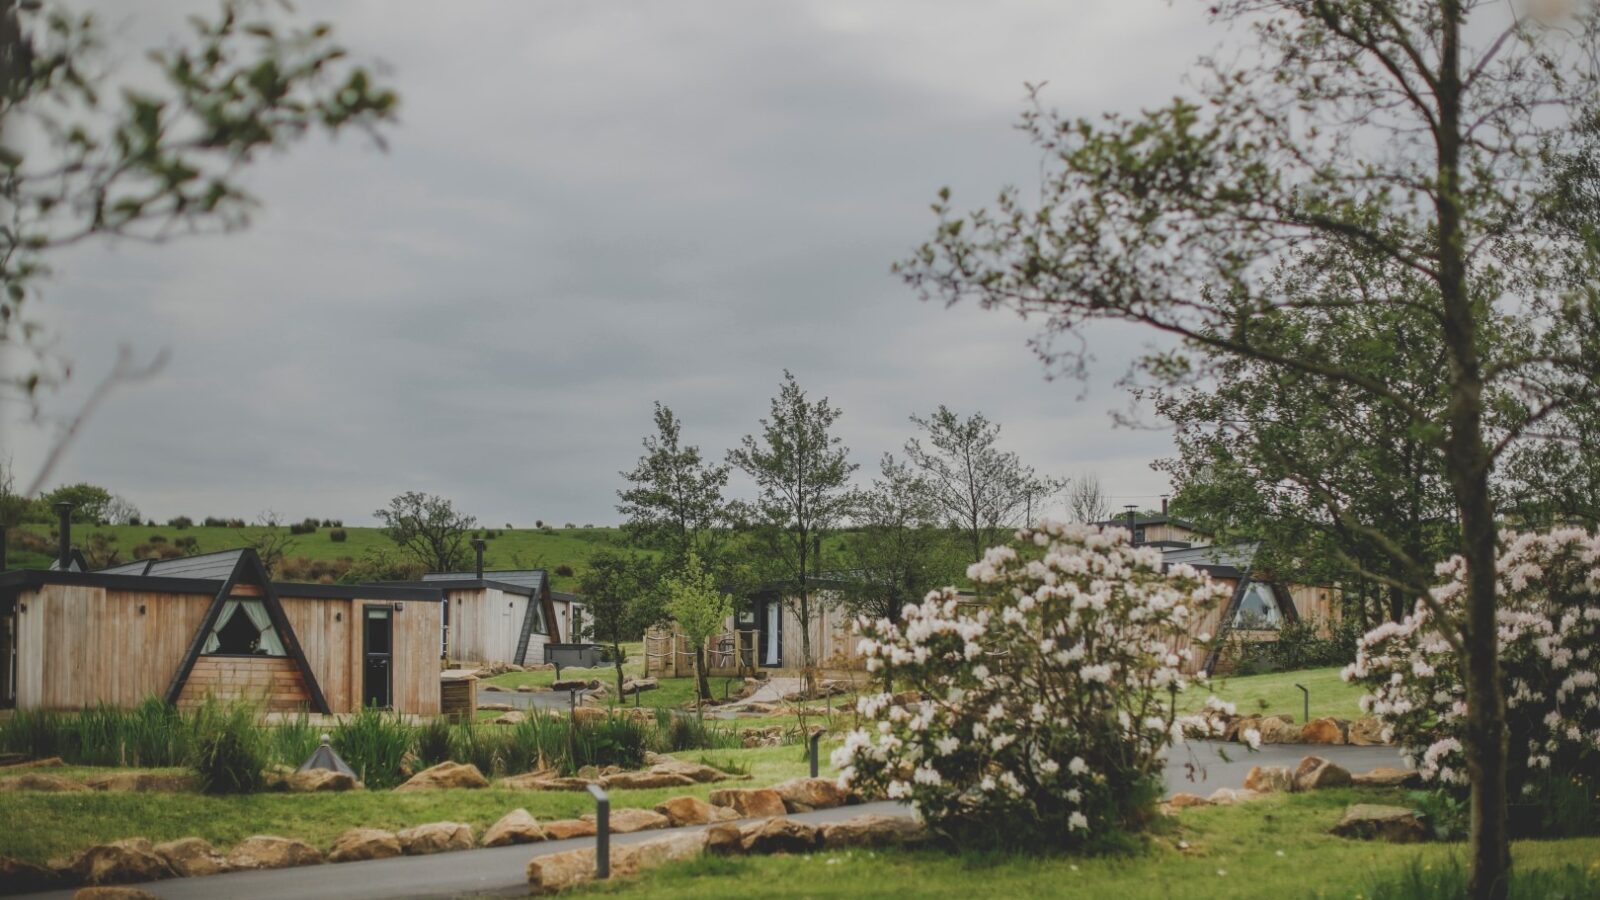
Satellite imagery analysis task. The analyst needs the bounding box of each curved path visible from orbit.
[17,741,1408,900]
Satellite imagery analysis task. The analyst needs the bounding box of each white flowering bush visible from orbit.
[1344,529,1600,815]
[833,521,1230,851]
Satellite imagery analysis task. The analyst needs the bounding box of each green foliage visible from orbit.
[373,491,476,572]
[655,708,742,753]
[839,455,961,625]
[0,698,193,767]
[617,402,731,564]
[1224,619,1361,675]
[189,703,266,795]
[413,717,453,769]
[41,483,112,522]
[331,707,413,789]
[1362,856,1600,900]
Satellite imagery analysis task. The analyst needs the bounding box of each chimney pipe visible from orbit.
[1161,495,1169,516]
[55,502,74,570]
[472,538,486,580]
[1124,504,1138,546]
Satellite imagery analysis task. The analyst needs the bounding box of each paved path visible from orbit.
[16,741,1409,900]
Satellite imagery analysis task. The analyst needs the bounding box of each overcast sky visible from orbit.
[5,1,1221,526]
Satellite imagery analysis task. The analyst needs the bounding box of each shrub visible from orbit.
[169,516,193,529]
[329,528,348,543]
[414,718,454,769]
[202,517,227,528]
[175,536,199,551]
[267,712,321,767]
[535,520,545,529]
[555,564,574,578]
[227,518,246,528]
[288,519,318,535]
[147,534,168,545]
[836,521,1229,852]
[1345,529,1600,833]
[128,516,142,526]
[654,708,740,753]
[570,715,648,772]
[333,707,414,788]
[321,519,342,528]
[190,703,267,794]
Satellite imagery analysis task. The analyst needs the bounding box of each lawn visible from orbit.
[573,788,1600,899]
[0,744,821,865]
[1176,666,1365,723]
[484,643,728,713]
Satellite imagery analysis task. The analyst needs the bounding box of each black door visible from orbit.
[363,606,393,709]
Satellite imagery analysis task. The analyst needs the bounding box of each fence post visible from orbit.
[586,783,610,879]
[1294,683,1309,724]
[808,729,822,778]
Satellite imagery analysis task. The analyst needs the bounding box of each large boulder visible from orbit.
[552,679,601,692]
[613,832,705,875]
[526,848,597,894]
[586,808,669,834]
[393,761,488,792]
[1347,716,1389,746]
[1255,716,1301,744]
[1167,792,1211,808]
[326,828,402,863]
[1243,765,1294,794]
[769,777,850,813]
[571,707,609,725]
[654,795,737,827]
[1353,767,1421,789]
[482,809,546,847]
[0,854,60,893]
[1299,717,1349,745]
[285,769,359,793]
[709,787,787,819]
[64,839,172,885]
[396,822,474,855]
[1332,804,1429,843]
[740,818,820,854]
[1293,756,1354,792]
[599,771,695,791]
[541,819,598,841]
[225,836,323,871]
[704,823,744,856]
[1205,787,1261,806]
[490,711,526,726]
[152,838,229,877]
[818,814,926,849]
[648,759,734,784]
[500,773,592,792]
[0,772,89,792]
[84,772,196,793]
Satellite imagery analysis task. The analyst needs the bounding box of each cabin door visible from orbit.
[762,599,782,668]
[362,606,393,709]
[0,598,14,709]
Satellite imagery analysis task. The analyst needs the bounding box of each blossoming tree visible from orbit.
[834,521,1230,850]
[1345,530,1600,810]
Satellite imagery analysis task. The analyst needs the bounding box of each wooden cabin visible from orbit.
[383,569,559,667]
[0,548,442,715]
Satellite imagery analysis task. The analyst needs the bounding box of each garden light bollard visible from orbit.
[808,730,822,778]
[1295,683,1309,724]
[587,783,610,879]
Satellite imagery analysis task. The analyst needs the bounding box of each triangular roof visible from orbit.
[47,549,90,572]
[422,569,547,593]
[162,548,329,714]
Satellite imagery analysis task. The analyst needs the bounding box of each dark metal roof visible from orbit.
[423,569,546,592]
[1096,514,1202,531]
[0,567,441,602]
[136,549,248,581]
[98,559,155,576]
[550,591,584,604]
[1161,542,1258,577]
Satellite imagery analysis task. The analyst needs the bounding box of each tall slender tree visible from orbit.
[898,4,1600,893]
[727,371,857,689]
[839,455,955,626]
[662,551,733,704]
[616,402,730,563]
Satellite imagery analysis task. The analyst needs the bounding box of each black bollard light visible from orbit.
[587,783,610,879]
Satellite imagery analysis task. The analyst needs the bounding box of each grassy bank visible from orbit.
[574,788,1600,899]
[1177,666,1365,723]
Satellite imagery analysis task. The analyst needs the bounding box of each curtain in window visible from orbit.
[202,600,241,654]
[238,599,288,656]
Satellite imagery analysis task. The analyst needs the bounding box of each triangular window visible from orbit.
[1231,582,1284,630]
[203,599,288,656]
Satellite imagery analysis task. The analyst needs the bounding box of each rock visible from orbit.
[0,772,89,792]
[481,683,506,692]
[490,711,526,725]
[393,761,489,792]
[613,831,705,875]
[527,847,597,894]
[818,814,927,849]
[1255,715,1301,744]
[286,769,359,793]
[72,889,162,900]
[599,770,696,791]
[648,759,734,784]
[1347,716,1389,746]
[655,795,721,827]
[1352,767,1421,789]
[621,678,659,695]
[477,703,515,712]
[740,817,821,854]
[482,809,546,847]
[500,772,592,791]
[1300,717,1349,745]
[152,838,229,877]
[1205,787,1261,806]
[84,772,197,793]
[0,854,60,892]
[515,685,540,693]
[396,822,475,855]
[1168,792,1212,808]
[327,828,402,863]
[64,839,172,885]
[0,755,64,770]
[1293,756,1354,791]
[609,808,670,833]
[571,707,608,725]
[552,679,600,692]
[1332,804,1429,843]
[225,836,323,871]
[1243,765,1294,793]
[770,777,850,813]
[709,787,787,819]
[541,819,598,841]
[705,823,744,855]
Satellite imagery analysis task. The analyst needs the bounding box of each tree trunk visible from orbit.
[695,646,711,701]
[798,592,815,697]
[613,643,627,702]
[1459,473,1511,900]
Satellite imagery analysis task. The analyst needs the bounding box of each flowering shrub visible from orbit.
[833,521,1230,851]
[1344,529,1600,810]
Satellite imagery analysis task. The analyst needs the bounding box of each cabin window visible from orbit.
[528,599,547,634]
[203,599,287,656]
[1231,582,1283,630]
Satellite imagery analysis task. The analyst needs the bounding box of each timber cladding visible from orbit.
[178,656,308,711]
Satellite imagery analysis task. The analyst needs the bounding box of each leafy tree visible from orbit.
[839,455,954,627]
[1,0,397,401]
[0,459,32,528]
[374,492,476,573]
[616,402,730,564]
[904,406,1062,562]
[578,550,662,700]
[662,551,733,704]
[897,3,1600,892]
[1066,472,1109,525]
[102,494,140,526]
[42,482,110,522]
[727,371,857,688]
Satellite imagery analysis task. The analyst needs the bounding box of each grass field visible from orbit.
[0,744,816,865]
[1177,667,1366,723]
[574,788,1600,899]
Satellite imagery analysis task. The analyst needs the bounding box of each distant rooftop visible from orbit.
[1160,541,1258,576]
[420,569,547,593]
[96,548,247,581]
